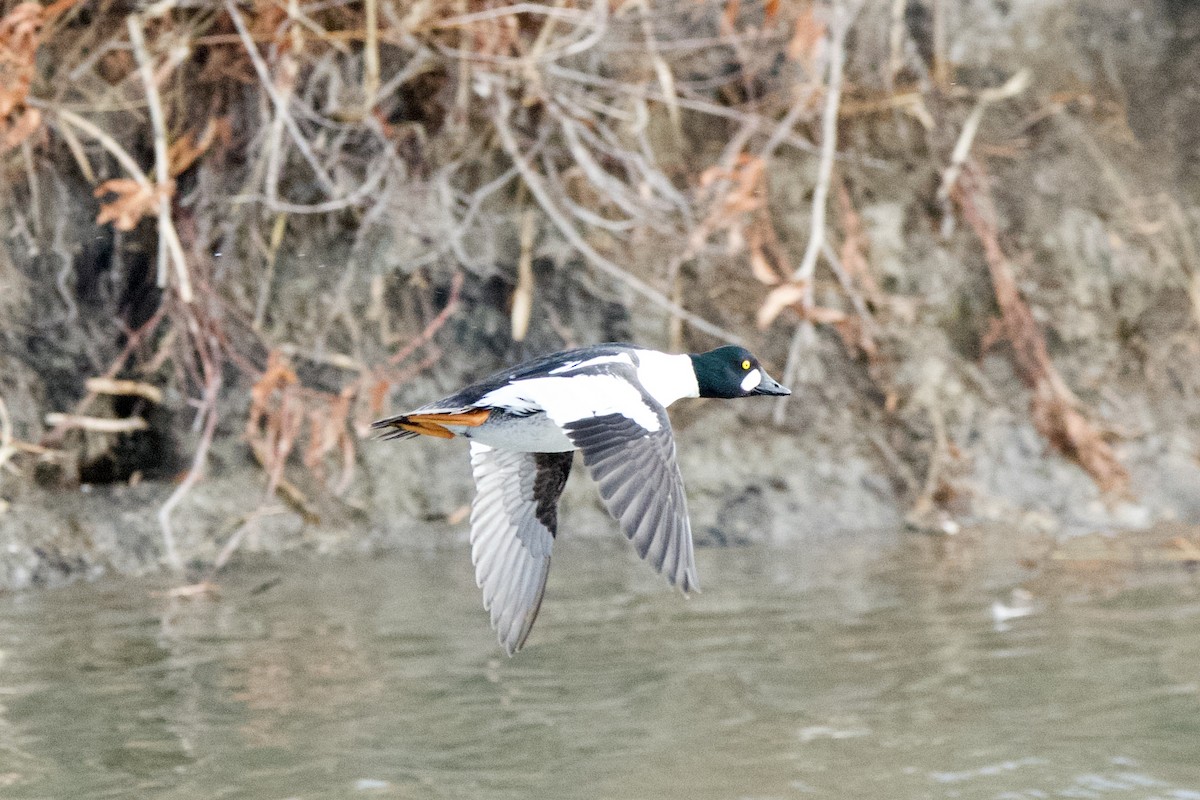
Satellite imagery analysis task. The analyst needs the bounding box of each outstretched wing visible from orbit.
[546,378,699,593]
[469,443,573,654]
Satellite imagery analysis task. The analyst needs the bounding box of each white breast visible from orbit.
[631,350,699,408]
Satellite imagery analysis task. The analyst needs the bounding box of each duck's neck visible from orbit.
[634,351,700,408]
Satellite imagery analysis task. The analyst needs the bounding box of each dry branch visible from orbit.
[84,378,163,404]
[0,396,17,475]
[224,0,336,196]
[43,413,149,433]
[774,1,857,423]
[955,165,1129,495]
[127,14,192,302]
[158,359,221,572]
[937,69,1030,209]
[491,85,742,344]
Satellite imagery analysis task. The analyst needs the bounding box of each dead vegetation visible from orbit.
[0,0,1195,572]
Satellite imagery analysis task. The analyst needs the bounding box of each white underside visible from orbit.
[453,413,576,452]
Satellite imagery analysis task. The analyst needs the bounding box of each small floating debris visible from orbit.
[354,778,391,791]
[992,587,1037,631]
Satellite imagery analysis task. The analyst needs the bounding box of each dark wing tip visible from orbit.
[676,567,700,595]
[371,416,420,440]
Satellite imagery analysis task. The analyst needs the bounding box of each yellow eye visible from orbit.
[741,360,751,370]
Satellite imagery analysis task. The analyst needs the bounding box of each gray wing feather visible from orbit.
[561,407,699,593]
[468,443,572,655]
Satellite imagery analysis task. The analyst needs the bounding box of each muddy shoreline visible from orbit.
[2,2,1200,588]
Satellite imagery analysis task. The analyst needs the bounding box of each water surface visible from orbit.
[1,529,1198,799]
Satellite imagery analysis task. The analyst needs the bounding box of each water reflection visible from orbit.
[0,528,1198,799]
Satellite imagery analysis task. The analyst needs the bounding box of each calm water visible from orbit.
[1,529,1198,799]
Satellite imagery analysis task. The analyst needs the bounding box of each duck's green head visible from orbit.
[689,346,791,399]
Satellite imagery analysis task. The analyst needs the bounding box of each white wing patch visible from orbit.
[484,373,662,433]
[740,369,761,393]
[548,353,633,374]
[478,382,539,414]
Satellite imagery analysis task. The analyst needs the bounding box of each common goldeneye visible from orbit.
[373,343,790,654]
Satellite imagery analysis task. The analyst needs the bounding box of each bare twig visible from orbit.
[887,0,908,88]
[50,190,77,323]
[491,86,742,344]
[636,0,681,140]
[203,505,290,582]
[158,366,222,572]
[776,3,857,422]
[937,69,1030,211]
[388,270,463,366]
[820,240,878,345]
[43,413,149,433]
[20,139,42,241]
[34,103,151,187]
[791,6,853,286]
[127,14,193,302]
[436,2,592,28]
[546,64,821,156]
[0,397,17,476]
[85,377,163,403]
[759,82,821,161]
[231,163,388,214]
[511,207,536,341]
[40,308,166,447]
[362,0,379,112]
[224,0,337,195]
[774,320,816,425]
[54,117,95,183]
[932,0,949,88]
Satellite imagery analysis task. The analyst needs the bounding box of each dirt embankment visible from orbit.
[1,1,1198,589]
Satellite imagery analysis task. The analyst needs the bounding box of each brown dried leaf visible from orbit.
[836,182,882,299]
[168,119,219,177]
[830,315,878,360]
[722,0,741,33]
[0,106,38,153]
[94,178,174,232]
[747,222,785,285]
[787,5,826,68]
[756,282,807,329]
[700,155,765,215]
[749,240,781,285]
[1032,384,1129,495]
[302,391,351,475]
[726,155,765,214]
[247,351,298,442]
[0,2,44,147]
[806,305,847,325]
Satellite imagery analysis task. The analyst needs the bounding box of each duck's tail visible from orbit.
[372,408,491,440]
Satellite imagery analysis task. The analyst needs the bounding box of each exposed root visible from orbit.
[955,164,1129,495]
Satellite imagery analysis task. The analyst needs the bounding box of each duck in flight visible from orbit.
[373,343,790,654]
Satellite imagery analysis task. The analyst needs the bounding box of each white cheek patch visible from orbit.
[740,369,762,393]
